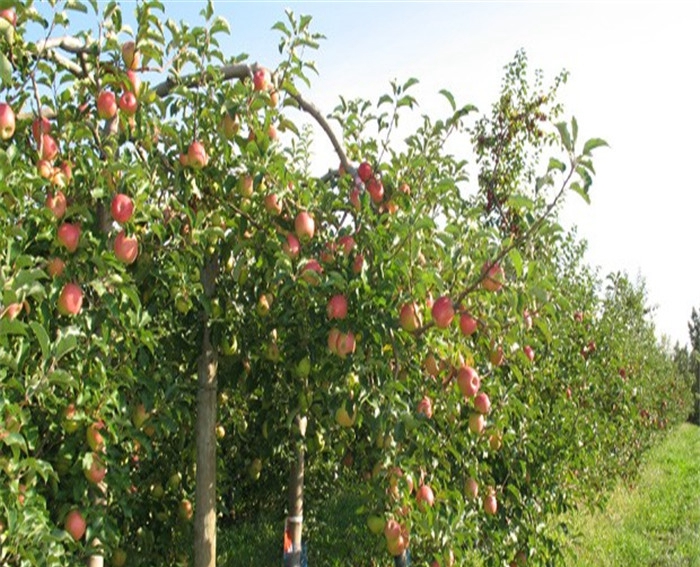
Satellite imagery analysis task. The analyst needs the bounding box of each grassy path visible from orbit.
[565,422,700,567]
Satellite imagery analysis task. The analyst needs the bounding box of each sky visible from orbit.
[34,1,700,347]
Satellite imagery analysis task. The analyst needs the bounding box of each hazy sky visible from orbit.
[36,1,700,346]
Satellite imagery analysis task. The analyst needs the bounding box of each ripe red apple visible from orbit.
[121,41,140,70]
[37,159,53,179]
[253,67,271,91]
[40,134,59,162]
[65,510,86,541]
[118,91,138,116]
[124,69,142,95]
[267,124,278,141]
[459,313,478,336]
[1,303,22,320]
[464,477,479,500]
[399,302,422,332]
[366,177,384,203]
[457,365,480,398]
[431,296,455,329]
[357,161,372,183]
[59,161,72,183]
[111,193,134,223]
[483,489,498,515]
[327,294,348,320]
[481,261,504,292]
[114,231,139,264]
[474,392,491,414]
[523,345,535,362]
[416,395,433,419]
[46,191,67,219]
[58,283,83,316]
[468,412,485,435]
[32,116,51,143]
[0,102,15,140]
[86,421,105,452]
[0,8,16,26]
[384,519,401,542]
[47,257,65,278]
[416,484,435,510]
[336,331,356,358]
[282,233,300,258]
[57,222,80,252]
[337,235,355,256]
[300,259,322,285]
[264,193,282,215]
[187,141,209,168]
[294,211,315,241]
[97,91,118,120]
[84,452,107,484]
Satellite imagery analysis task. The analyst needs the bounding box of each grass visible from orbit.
[565,422,700,567]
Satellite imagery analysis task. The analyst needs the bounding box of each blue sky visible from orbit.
[33,1,700,347]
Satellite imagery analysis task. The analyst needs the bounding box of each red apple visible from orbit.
[84,452,107,484]
[357,161,372,183]
[366,177,384,203]
[468,412,485,435]
[0,9,16,27]
[1,303,22,320]
[37,159,53,179]
[431,296,454,329]
[399,302,422,332]
[47,257,65,278]
[327,294,348,320]
[253,67,271,91]
[40,134,59,162]
[416,484,435,510]
[416,395,433,419]
[59,161,72,183]
[474,392,491,414]
[459,313,478,336]
[121,41,140,70]
[457,365,480,398]
[264,193,282,215]
[64,510,86,541]
[0,102,15,140]
[300,259,322,285]
[32,116,51,143]
[327,328,341,354]
[523,345,535,362]
[336,331,356,358]
[111,193,134,223]
[267,124,278,141]
[114,231,139,264]
[46,191,67,219]
[337,235,355,256]
[294,211,315,241]
[481,261,504,292]
[124,70,142,94]
[97,91,118,120]
[483,489,498,515]
[384,519,401,541]
[57,222,80,253]
[58,283,83,315]
[187,141,209,168]
[86,421,105,452]
[282,233,300,258]
[118,91,138,116]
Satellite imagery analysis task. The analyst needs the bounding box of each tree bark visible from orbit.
[194,256,219,567]
[283,427,304,567]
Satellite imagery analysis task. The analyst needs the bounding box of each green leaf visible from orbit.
[569,182,590,204]
[547,158,566,173]
[571,116,578,145]
[48,369,78,389]
[439,89,456,111]
[53,327,80,362]
[555,122,572,152]
[508,248,524,278]
[65,0,88,13]
[29,322,50,360]
[582,137,609,156]
[0,51,12,85]
[1,432,27,452]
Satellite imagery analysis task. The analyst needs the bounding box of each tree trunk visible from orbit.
[283,422,304,567]
[194,256,219,567]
